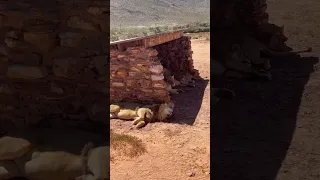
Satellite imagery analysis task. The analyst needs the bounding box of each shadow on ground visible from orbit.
[211,54,319,180]
[170,79,209,125]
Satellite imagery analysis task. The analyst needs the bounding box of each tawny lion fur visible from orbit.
[163,67,199,95]
[163,67,183,95]
[80,142,109,180]
[110,102,175,128]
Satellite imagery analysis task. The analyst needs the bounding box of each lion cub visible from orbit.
[225,44,272,81]
[163,68,181,87]
[163,68,198,95]
[241,34,312,70]
[173,71,198,87]
[163,67,183,95]
[110,102,175,128]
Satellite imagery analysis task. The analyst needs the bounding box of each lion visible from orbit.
[241,34,312,70]
[166,83,182,95]
[225,43,273,81]
[164,67,199,88]
[178,72,196,87]
[80,142,109,180]
[163,67,181,87]
[163,67,183,95]
[110,102,175,128]
[173,70,201,88]
[257,23,289,51]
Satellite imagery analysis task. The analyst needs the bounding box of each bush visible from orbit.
[110,132,146,158]
[110,21,210,42]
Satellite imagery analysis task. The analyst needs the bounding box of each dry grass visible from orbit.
[185,32,210,40]
[110,131,146,159]
[110,22,210,42]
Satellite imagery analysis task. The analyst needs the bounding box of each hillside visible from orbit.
[110,0,210,26]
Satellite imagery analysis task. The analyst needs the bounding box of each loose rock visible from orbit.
[7,65,48,79]
[0,136,31,160]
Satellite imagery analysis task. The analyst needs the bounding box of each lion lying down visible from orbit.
[110,102,175,129]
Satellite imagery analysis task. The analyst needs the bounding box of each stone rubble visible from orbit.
[0,0,109,129]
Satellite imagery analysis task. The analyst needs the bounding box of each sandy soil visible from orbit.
[110,39,210,180]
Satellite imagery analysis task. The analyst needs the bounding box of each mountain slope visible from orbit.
[110,0,210,26]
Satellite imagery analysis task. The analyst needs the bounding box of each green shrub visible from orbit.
[110,21,210,42]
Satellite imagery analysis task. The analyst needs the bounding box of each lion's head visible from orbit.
[157,102,175,122]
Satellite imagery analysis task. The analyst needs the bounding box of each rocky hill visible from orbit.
[110,0,210,26]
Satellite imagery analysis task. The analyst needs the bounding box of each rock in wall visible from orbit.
[0,0,109,130]
[211,0,268,28]
[211,0,288,55]
[110,46,170,104]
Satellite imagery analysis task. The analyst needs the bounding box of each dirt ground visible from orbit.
[110,39,210,180]
[212,0,320,180]
[110,0,320,179]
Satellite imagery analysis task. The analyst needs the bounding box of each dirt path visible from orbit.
[110,39,210,180]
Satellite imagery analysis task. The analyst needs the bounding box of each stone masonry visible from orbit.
[0,0,109,130]
[154,36,198,81]
[211,0,288,55]
[110,46,170,103]
[110,36,196,104]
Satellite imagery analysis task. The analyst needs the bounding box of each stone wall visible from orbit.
[211,0,278,59]
[211,0,269,29]
[110,46,170,103]
[0,0,109,130]
[154,36,199,80]
[211,0,291,79]
[110,36,196,104]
